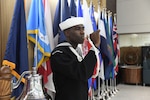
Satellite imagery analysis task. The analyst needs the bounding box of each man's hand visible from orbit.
[90,30,100,48]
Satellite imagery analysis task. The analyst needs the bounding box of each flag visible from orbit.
[99,53,105,80]
[82,0,93,36]
[43,0,55,50]
[108,13,116,79]
[53,0,61,38]
[89,1,99,90]
[82,0,100,96]
[53,0,71,44]
[76,0,83,17]
[113,14,120,77]
[97,5,105,80]
[70,0,77,17]
[37,0,55,95]
[89,1,97,31]
[82,1,93,95]
[27,0,51,68]
[2,0,29,97]
[27,0,56,97]
[101,10,113,79]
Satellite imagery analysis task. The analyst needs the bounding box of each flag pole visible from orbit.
[95,1,104,99]
[94,73,102,100]
[96,1,102,99]
[114,78,119,92]
[105,79,111,99]
[101,80,106,100]
[114,13,119,92]
[113,13,119,93]
[33,30,38,75]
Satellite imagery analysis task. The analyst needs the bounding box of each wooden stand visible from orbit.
[0,66,11,100]
[120,65,142,84]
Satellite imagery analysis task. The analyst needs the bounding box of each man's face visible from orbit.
[66,24,85,44]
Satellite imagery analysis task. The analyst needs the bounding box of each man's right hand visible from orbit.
[90,30,100,48]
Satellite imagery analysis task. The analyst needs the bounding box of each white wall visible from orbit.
[119,33,150,47]
[117,0,150,47]
[117,0,150,34]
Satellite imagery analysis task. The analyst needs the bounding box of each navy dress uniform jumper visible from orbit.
[50,42,98,100]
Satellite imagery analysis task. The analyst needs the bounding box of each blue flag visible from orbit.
[89,2,97,31]
[108,14,116,79]
[27,0,51,68]
[2,0,29,97]
[102,10,114,80]
[89,2,98,90]
[53,0,71,44]
[70,0,77,17]
[53,0,61,38]
[77,0,83,17]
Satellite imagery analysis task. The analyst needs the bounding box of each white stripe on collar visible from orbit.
[69,47,83,62]
[56,42,71,47]
[56,42,83,62]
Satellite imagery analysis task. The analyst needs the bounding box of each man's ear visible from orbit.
[64,30,70,37]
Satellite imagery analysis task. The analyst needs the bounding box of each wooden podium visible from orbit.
[120,65,142,84]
